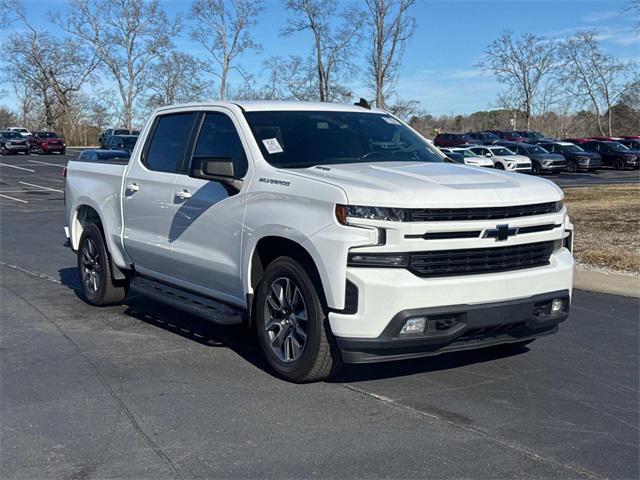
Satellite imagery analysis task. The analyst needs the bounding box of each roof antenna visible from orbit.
[354,98,371,110]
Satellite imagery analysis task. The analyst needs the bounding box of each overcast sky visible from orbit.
[1,0,638,116]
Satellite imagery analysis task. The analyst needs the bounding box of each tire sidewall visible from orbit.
[255,257,326,380]
[77,224,109,305]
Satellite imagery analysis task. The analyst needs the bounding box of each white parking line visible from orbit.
[0,163,35,172]
[0,193,28,204]
[28,160,67,167]
[18,181,64,193]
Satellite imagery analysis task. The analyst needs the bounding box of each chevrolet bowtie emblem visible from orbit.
[484,224,518,241]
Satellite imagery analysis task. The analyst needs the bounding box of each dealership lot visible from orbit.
[1,151,639,478]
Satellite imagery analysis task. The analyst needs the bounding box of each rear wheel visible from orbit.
[567,160,577,173]
[77,223,128,306]
[255,256,342,382]
[615,158,625,170]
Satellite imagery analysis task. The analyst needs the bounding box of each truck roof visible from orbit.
[154,100,384,114]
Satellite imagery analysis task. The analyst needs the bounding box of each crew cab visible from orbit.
[29,131,66,154]
[64,102,574,382]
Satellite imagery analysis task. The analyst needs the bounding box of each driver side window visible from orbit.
[193,113,248,178]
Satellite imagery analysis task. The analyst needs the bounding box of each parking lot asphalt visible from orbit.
[1,151,639,479]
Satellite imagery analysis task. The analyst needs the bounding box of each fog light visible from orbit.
[551,299,564,313]
[400,317,426,334]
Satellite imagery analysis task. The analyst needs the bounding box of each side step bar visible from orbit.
[129,276,244,325]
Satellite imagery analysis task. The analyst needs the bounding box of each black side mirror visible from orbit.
[190,156,239,184]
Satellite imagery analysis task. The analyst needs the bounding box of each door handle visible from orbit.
[126,183,139,192]
[175,189,192,200]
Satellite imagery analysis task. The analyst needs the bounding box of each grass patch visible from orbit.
[563,184,640,273]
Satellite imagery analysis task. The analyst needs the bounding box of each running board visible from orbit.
[129,276,244,325]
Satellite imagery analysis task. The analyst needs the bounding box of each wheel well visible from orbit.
[249,236,326,322]
[73,205,103,250]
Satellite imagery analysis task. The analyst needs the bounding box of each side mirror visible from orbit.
[485,153,492,157]
[190,156,238,184]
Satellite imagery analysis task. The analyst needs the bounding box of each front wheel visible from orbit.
[567,160,577,173]
[255,257,342,382]
[77,223,128,306]
[495,163,505,170]
[531,161,541,175]
[615,159,625,170]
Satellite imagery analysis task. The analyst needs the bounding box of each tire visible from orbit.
[567,160,577,173]
[255,256,342,383]
[532,161,541,175]
[60,148,66,155]
[77,223,128,306]
[495,163,505,170]
[615,159,625,171]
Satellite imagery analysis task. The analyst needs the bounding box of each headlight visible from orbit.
[336,204,405,223]
[347,252,408,267]
[543,160,551,166]
[555,200,563,212]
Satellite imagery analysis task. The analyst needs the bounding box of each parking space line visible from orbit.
[0,163,36,172]
[0,194,28,204]
[18,182,64,193]
[28,160,67,167]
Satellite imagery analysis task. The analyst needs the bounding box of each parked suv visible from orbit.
[29,131,66,154]
[433,132,472,148]
[516,131,555,144]
[485,130,527,142]
[6,127,32,138]
[538,141,601,172]
[618,139,640,151]
[499,142,566,175]
[64,101,573,382]
[465,131,500,145]
[581,141,639,170]
[98,128,130,148]
[0,131,30,155]
[103,134,138,153]
[440,148,494,167]
[468,145,531,172]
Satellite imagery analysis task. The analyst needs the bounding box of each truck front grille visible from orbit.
[408,241,555,277]
[406,202,559,222]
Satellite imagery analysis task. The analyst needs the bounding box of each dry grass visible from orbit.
[564,184,640,273]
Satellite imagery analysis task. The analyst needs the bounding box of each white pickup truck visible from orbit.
[65,101,574,382]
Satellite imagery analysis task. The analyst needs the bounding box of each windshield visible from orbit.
[565,144,584,153]
[114,129,130,135]
[461,149,479,158]
[244,111,444,168]
[4,132,22,139]
[608,142,630,151]
[527,145,549,154]
[489,147,514,156]
[481,132,499,140]
[528,132,543,140]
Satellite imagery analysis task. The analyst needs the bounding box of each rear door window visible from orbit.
[144,112,196,173]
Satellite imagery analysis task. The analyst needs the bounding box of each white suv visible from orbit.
[470,145,531,172]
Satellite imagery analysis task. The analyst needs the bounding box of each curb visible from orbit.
[574,268,639,298]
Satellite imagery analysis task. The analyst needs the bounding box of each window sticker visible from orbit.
[262,137,283,154]
[317,122,329,129]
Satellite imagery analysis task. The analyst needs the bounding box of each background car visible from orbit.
[433,132,472,147]
[562,137,591,144]
[0,131,30,155]
[516,131,555,144]
[77,149,131,162]
[538,141,601,172]
[98,128,131,148]
[581,140,639,170]
[103,134,138,153]
[6,127,32,138]
[485,130,527,142]
[468,145,531,172]
[464,131,500,144]
[29,131,66,154]
[498,141,566,175]
[440,147,494,167]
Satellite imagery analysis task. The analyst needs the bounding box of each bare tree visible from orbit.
[58,0,180,130]
[625,0,640,33]
[144,52,210,109]
[558,31,628,135]
[191,0,263,101]
[365,0,415,108]
[283,0,364,102]
[479,31,556,129]
[7,5,98,139]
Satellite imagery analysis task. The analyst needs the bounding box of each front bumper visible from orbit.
[3,144,29,152]
[337,290,569,363]
[329,248,573,361]
[541,164,566,173]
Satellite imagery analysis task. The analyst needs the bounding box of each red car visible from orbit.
[433,132,473,147]
[29,131,66,154]
[589,136,624,142]
[620,135,640,140]
[562,138,591,144]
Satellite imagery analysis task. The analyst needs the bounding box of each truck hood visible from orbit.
[288,161,563,208]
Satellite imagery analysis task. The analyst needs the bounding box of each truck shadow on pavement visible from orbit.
[57,266,531,383]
